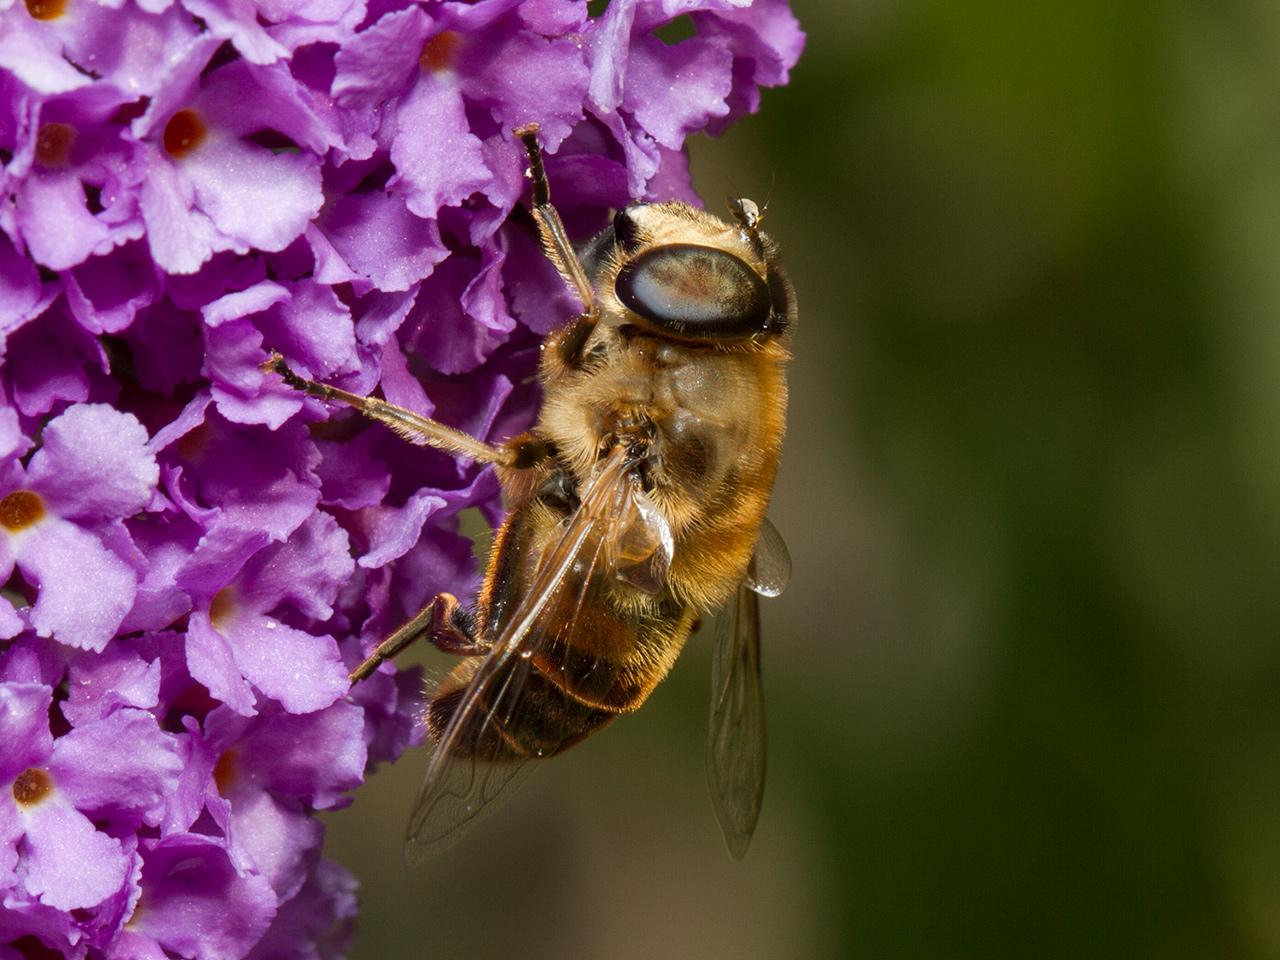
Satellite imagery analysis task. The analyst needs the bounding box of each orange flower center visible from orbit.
[12,768,52,807]
[35,122,76,167]
[24,0,67,20]
[0,491,45,532]
[209,587,237,631]
[420,31,460,72]
[163,109,207,158]
[213,749,238,794]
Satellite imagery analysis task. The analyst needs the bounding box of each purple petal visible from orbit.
[348,651,426,766]
[182,135,324,254]
[161,716,218,836]
[390,76,493,221]
[503,221,581,335]
[179,0,290,64]
[201,280,291,328]
[331,5,430,109]
[0,407,29,466]
[357,489,445,569]
[585,0,637,115]
[137,144,228,275]
[377,334,435,419]
[26,404,159,523]
[186,611,258,717]
[117,513,200,635]
[106,930,171,960]
[21,798,130,911]
[222,613,347,714]
[258,0,367,51]
[312,191,448,293]
[262,281,358,379]
[54,1,205,97]
[62,644,162,727]
[81,843,144,952]
[6,302,109,418]
[0,598,23,641]
[121,299,205,395]
[623,33,733,149]
[164,250,265,311]
[208,701,366,808]
[205,318,302,428]
[518,0,589,33]
[644,141,700,204]
[0,638,64,688]
[401,251,512,374]
[196,59,341,156]
[459,28,588,152]
[244,857,357,960]
[48,709,182,828]
[693,0,805,124]
[237,511,354,621]
[0,15,91,95]
[175,522,272,609]
[19,516,136,653]
[178,414,321,544]
[0,233,43,332]
[314,431,391,510]
[0,796,20,897]
[0,682,53,782]
[14,170,114,271]
[64,242,160,335]
[222,788,320,899]
[134,834,276,960]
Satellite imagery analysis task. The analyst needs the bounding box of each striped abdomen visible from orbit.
[426,502,694,762]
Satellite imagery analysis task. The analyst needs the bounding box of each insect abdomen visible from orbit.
[426,661,616,761]
[424,504,691,761]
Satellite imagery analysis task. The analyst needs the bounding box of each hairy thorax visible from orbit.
[535,329,788,611]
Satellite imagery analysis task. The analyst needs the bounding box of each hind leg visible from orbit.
[349,593,489,683]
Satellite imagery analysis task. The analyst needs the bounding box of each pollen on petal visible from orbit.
[0,490,45,531]
[24,0,66,20]
[35,123,76,168]
[163,109,207,158]
[420,31,460,72]
[13,767,54,807]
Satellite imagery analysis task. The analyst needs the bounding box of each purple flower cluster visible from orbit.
[0,0,802,955]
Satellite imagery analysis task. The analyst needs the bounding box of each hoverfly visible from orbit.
[267,124,795,860]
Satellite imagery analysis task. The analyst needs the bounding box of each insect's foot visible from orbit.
[262,352,311,394]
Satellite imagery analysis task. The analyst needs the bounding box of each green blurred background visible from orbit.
[325,2,1280,956]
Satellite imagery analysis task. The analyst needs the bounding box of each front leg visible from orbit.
[350,593,490,684]
[515,123,599,371]
[265,354,514,467]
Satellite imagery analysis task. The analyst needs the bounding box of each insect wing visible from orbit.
[746,517,790,598]
[707,578,767,859]
[404,449,633,862]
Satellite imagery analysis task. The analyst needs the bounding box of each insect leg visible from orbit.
[515,123,598,369]
[265,354,514,467]
[349,593,490,684]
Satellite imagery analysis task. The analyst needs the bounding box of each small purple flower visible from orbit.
[0,0,802,954]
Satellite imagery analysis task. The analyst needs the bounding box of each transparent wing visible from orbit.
[746,517,790,598]
[404,447,641,862]
[706,577,767,859]
[403,661,540,862]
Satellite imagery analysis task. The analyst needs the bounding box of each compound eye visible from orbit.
[615,244,770,340]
